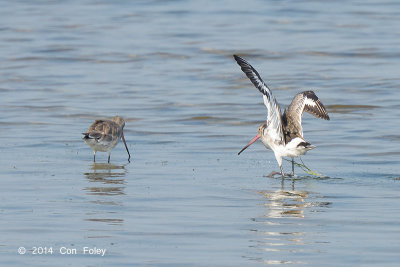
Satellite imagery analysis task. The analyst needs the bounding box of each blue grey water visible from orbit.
[0,0,399,266]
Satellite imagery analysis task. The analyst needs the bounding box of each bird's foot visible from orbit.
[268,171,283,178]
[268,171,296,178]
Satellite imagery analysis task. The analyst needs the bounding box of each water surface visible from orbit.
[0,0,399,266]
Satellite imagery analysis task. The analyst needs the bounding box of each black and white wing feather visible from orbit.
[285,90,330,136]
[234,55,284,144]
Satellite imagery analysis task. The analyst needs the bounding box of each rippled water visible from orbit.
[1,0,399,266]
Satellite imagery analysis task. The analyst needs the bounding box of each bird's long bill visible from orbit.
[121,131,131,162]
[238,134,261,155]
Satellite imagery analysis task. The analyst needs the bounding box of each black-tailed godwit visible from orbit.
[234,55,329,177]
[83,116,131,163]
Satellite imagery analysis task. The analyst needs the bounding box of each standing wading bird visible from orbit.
[83,116,131,163]
[233,55,330,178]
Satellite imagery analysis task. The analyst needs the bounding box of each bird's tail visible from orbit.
[297,141,316,150]
[82,133,91,140]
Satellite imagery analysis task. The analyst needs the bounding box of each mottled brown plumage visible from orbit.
[83,116,131,163]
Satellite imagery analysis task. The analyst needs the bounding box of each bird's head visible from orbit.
[238,122,267,155]
[112,116,126,128]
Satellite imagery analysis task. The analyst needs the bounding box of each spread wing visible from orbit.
[286,90,330,135]
[233,55,284,144]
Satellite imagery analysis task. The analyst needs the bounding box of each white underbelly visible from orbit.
[84,138,120,152]
[261,136,314,158]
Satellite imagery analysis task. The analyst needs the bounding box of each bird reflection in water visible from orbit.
[83,163,127,196]
[83,163,128,228]
[247,181,331,265]
[260,187,309,219]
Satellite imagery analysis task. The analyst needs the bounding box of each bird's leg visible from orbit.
[280,164,285,179]
[93,151,96,162]
[268,154,286,178]
[290,158,295,190]
[280,169,285,184]
[290,157,295,177]
[108,153,111,163]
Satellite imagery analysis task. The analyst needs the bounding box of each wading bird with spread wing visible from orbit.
[234,55,330,177]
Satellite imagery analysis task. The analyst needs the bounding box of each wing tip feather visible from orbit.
[302,91,330,121]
